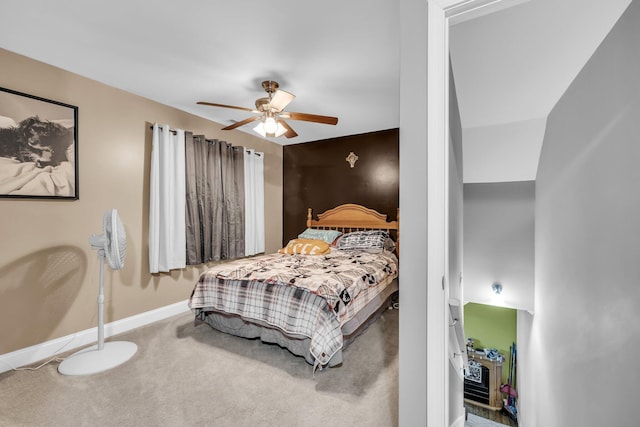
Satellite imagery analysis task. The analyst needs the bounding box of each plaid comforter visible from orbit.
[188,248,398,366]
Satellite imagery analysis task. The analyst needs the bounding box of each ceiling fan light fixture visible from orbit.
[253,121,286,138]
[263,116,278,134]
[274,122,286,137]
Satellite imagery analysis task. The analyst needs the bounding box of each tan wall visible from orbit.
[0,49,283,355]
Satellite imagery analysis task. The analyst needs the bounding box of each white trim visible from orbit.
[427,2,449,426]
[0,300,190,374]
[421,1,517,426]
[448,0,530,25]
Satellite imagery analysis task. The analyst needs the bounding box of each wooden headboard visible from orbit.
[306,204,400,255]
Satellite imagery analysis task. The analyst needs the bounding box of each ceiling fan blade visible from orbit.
[221,116,261,131]
[269,89,295,112]
[281,111,338,125]
[197,101,257,113]
[278,119,298,138]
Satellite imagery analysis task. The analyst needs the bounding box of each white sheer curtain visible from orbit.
[244,148,264,255]
[149,124,186,273]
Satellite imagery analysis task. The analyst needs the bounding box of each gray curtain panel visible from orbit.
[185,133,245,264]
[221,142,245,258]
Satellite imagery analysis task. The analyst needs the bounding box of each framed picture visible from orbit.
[0,87,78,199]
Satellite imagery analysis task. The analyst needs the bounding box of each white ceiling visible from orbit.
[0,0,631,181]
[0,0,399,145]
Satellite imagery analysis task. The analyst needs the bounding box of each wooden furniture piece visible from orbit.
[464,351,504,411]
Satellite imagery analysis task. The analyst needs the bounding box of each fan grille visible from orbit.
[102,209,126,270]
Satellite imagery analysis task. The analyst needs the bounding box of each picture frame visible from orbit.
[0,86,78,199]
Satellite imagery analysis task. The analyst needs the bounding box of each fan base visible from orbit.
[261,80,279,93]
[58,341,138,376]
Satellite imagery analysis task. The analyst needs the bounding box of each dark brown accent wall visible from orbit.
[282,128,399,245]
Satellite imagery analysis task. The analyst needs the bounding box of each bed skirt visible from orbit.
[194,279,398,368]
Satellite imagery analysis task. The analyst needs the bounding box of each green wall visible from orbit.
[464,302,517,385]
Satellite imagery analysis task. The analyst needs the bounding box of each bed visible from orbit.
[188,203,399,372]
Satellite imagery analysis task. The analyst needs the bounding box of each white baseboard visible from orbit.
[450,414,466,427]
[0,300,190,374]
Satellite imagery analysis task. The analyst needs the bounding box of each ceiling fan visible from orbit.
[197,80,338,139]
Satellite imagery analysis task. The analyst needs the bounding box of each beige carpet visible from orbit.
[0,308,398,427]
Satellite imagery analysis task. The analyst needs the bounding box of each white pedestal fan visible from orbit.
[58,209,137,376]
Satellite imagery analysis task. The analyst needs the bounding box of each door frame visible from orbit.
[399,0,514,425]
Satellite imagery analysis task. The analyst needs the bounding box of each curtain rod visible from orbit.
[149,125,177,135]
[149,125,262,156]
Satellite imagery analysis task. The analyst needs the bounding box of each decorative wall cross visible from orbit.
[346,151,358,168]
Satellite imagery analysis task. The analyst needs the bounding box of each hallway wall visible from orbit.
[463,181,534,312]
[521,2,640,425]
